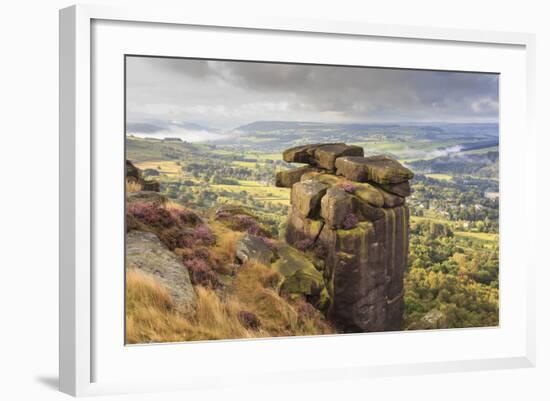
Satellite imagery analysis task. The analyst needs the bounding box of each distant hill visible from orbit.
[126,136,206,162]
[234,120,497,135]
[127,120,218,134]
[235,121,401,132]
[208,121,499,161]
[408,151,499,179]
[126,120,224,142]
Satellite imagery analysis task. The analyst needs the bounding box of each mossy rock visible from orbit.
[291,180,329,218]
[365,155,414,184]
[313,144,364,171]
[333,222,375,254]
[127,191,167,206]
[272,244,325,297]
[408,309,449,330]
[334,156,370,182]
[126,160,141,181]
[352,182,384,208]
[320,187,354,229]
[235,234,274,265]
[335,155,413,184]
[320,187,385,229]
[350,195,385,221]
[300,171,322,182]
[301,173,340,186]
[379,181,411,197]
[275,166,319,188]
[214,205,257,218]
[302,174,385,209]
[272,244,315,277]
[376,186,405,207]
[317,287,332,312]
[126,230,197,313]
[142,180,160,192]
[282,269,324,296]
[282,143,328,164]
[285,209,324,245]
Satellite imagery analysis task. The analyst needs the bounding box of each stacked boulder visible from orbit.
[126,160,161,192]
[276,143,413,332]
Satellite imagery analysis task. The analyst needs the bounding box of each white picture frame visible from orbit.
[59,4,536,397]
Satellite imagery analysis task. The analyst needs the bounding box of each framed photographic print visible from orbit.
[59,4,536,397]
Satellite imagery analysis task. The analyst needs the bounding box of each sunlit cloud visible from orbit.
[126,56,499,137]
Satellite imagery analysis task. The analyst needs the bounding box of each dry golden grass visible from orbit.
[164,199,184,211]
[126,269,258,343]
[209,222,241,267]
[134,160,182,176]
[192,286,257,340]
[126,269,193,344]
[126,218,334,344]
[232,261,294,333]
[231,261,333,336]
[126,269,173,310]
[126,179,142,193]
[126,261,334,344]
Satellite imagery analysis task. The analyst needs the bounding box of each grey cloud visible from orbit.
[125,56,499,130]
[126,121,165,134]
[162,58,214,78]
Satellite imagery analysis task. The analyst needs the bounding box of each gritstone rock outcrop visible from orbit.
[126,160,161,192]
[126,230,197,314]
[276,143,413,332]
[125,161,198,313]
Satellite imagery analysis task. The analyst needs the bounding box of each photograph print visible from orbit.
[125,56,499,344]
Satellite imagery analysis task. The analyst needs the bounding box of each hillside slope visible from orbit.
[125,162,334,343]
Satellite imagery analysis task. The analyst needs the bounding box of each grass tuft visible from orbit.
[126,261,335,344]
[126,179,142,193]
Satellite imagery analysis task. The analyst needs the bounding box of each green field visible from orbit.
[135,160,182,176]
[425,173,454,182]
[462,146,499,155]
[212,180,290,206]
[127,129,500,331]
[454,231,499,243]
[231,161,258,168]
[253,152,283,161]
[411,215,452,225]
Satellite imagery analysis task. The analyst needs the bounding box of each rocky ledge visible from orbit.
[126,230,197,314]
[277,143,413,332]
[126,160,161,192]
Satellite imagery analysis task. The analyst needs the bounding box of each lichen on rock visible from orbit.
[126,230,197,314]
[235,233,274,265]
[379,181,412,197]
[278,143,413,332]
[291,180,329,218]
[313,143,364,171]
[271,244,327,308]
[336,155,414,184]
[282,143,364,172]
[127,191,167,206]
[275,165,319,188]
[351,182,385,208]
[126,160,162,192]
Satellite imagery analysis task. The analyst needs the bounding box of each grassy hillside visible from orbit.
[408,151,499,179]
[207,121,498,161]
[127,124,499,337]
[125,194,334,343]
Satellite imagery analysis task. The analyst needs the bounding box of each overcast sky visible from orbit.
[126,56,499,139]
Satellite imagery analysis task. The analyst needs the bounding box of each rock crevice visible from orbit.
[277,143,413,332]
